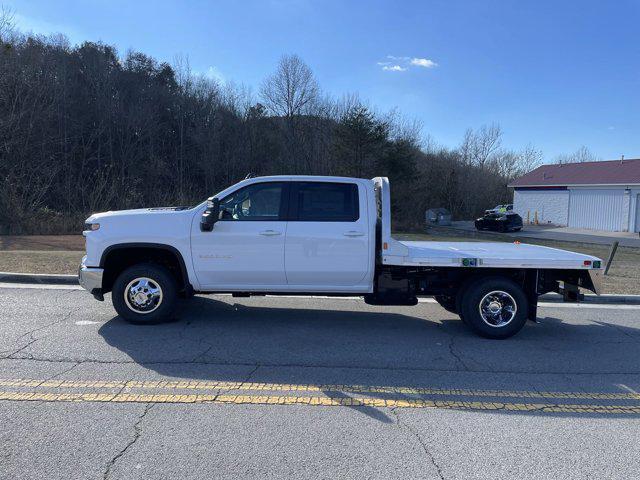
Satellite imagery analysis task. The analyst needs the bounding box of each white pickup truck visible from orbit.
[79,176,603,339]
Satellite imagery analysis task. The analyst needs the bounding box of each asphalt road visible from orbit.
[1,285,640,480]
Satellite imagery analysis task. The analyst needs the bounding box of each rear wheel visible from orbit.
[460,277,528,339]
[112,263,178,324]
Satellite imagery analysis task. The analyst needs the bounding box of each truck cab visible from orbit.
[79,175,603,339]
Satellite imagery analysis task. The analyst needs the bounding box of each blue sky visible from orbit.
[7,0,640,161]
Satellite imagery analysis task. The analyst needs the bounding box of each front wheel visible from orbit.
[460,277,528,339]
[112,263,178,324]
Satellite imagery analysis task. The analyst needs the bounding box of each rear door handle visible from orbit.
[259,230,282,236]
[343,231,365,237]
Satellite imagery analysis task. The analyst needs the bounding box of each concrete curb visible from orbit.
[539,293,640,305]
[0,271,78,285]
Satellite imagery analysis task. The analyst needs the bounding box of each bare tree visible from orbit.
[493,144,543,178]
[459,123,502,168]
[516,144,543,174]
[260,54,319,118]
[0,6,16,41]
[554,145,599,164]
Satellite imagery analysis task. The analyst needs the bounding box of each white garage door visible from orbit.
[568,189,625,231]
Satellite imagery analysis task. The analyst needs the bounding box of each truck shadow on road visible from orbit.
[97,295,640,420]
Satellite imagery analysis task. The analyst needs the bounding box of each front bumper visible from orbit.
[78,256,105,301]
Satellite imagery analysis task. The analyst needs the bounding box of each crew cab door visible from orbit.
[284,181,371,290]
[191,182,288,290]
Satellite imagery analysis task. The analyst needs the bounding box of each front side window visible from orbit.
[218,182,284,221]
[293,182,359,222]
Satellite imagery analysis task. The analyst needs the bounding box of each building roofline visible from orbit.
[509,158,640,188]
[508,183,640,188]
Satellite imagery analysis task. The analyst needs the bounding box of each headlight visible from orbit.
[84,222,100,232]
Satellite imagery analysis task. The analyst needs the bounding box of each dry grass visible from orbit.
[0,235,84,251]
[1,233,638,294]
[0,235,84,274]
[0,251,84,274]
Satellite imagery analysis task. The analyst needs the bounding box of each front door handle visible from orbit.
[259,230,282,236]
[343,231,365,237]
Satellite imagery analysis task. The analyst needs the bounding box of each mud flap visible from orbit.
[525,270,539,322]
[527,298,538,323]
[366,271,418,306]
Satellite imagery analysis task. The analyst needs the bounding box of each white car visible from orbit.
[79,176,602,339]
[485,204,513,215]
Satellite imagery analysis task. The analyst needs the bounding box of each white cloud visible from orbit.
[204,66,225,83]
[378,55,438,72]
[410,57,438,68]
[382,65,406,72]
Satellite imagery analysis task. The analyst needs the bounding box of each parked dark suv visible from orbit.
[475,212,523,232]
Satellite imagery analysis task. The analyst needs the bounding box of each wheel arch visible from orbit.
[100,243,192,295]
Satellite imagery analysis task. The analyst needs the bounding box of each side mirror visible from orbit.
[200,197,220,232]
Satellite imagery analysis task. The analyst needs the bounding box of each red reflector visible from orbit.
[583,260,592,266]
[383,242,388,250]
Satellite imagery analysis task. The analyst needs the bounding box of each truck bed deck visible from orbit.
[384,240,599,269]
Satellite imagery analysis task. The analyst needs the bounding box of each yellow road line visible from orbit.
[1,390,639,414]
[0,378,638,401]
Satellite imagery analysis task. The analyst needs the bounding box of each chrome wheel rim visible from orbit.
[124,277,163,314]
[478,290,517,328]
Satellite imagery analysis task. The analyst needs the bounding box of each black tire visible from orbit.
[112,263,178,324]
[459,277,528,339]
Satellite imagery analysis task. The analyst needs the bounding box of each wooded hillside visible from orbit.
[0,20,540,234]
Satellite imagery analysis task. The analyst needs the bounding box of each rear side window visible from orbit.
[292,182,359,222]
